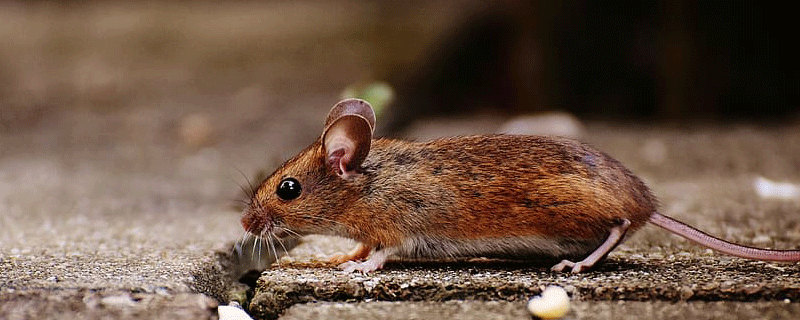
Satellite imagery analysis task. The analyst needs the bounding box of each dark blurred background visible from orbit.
[379,1,800,131]
[1,1,798,157]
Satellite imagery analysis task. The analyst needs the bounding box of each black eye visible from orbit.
[276,178,302,200]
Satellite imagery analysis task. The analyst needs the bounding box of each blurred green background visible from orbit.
[1,1,798,158]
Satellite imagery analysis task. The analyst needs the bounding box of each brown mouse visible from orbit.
[241,98,800,273]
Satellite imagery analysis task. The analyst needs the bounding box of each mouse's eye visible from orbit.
[276,178,302,200]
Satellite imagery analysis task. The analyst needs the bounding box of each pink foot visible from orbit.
[338,247,395,273]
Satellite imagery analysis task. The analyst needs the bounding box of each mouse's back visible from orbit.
[354,135,657,256]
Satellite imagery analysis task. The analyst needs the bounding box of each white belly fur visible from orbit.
[395,235,602,260]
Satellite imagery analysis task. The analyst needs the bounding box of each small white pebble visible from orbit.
[219,305,254,320]
[527,286,570,319]
[753,176,800,200]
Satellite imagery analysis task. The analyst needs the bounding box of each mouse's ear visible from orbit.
[321,99,375,178]
[324,98,375,133]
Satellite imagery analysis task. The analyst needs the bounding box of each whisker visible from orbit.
[272,232,292,260]
[233,165,258,198]
[276,226,302,239]
[226,174,253,201]
[268,233,280,266]
[231,240,239,256]
[258,231,265,263]
[230,200,252,211]
[231,199,251,206]
[251,233,259,262]
[232,230,249,256]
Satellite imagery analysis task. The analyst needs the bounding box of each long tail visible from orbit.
[649,212,800,262]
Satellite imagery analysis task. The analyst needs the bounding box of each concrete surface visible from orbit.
[250,254,800,319]
[0,289,218,320]
[0,148,241,319]
[3,114,800,319]
[280,300,800,320]
[2,4,800,320]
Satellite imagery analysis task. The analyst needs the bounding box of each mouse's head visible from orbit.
[241,99,376,238]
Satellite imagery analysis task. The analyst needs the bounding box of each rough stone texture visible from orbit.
[250,256,800,319]
[2,3,800,320]
[280,300,800,320]
[0,289,218,320]
[0,155,239,319]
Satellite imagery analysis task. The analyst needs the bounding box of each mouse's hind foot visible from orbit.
[550,219,631,273]
[550,259,590,273]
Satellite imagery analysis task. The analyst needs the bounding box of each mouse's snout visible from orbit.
[241,208,274,236]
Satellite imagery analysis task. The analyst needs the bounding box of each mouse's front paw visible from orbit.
[338,260,384,273]
[329,244,372,265]
[338,246,393,273]
[329,254,352,265]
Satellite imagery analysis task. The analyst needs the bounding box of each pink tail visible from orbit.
[649,212,800,262]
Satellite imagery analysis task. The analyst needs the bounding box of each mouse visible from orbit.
[240,98,800,273]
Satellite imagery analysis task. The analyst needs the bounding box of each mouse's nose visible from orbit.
[240,214,254,232]
[241,210,271,235]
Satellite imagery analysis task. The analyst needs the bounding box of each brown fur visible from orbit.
[242,134,657,258]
